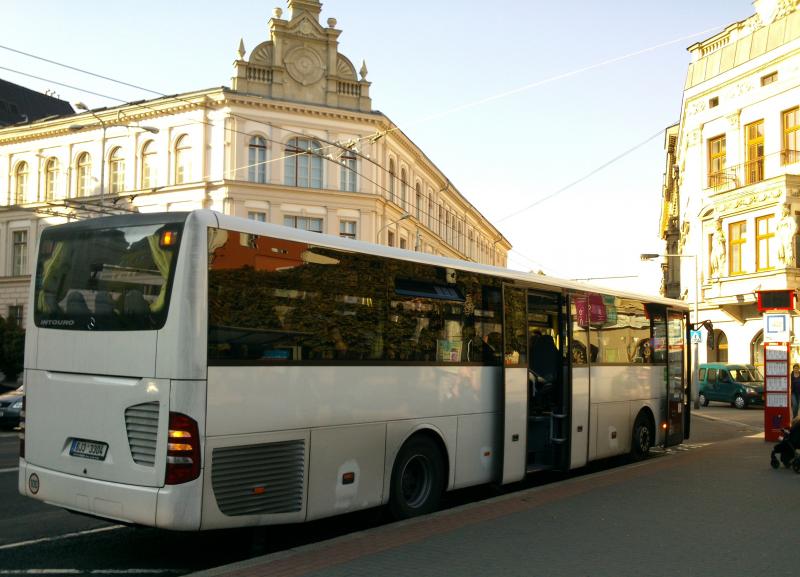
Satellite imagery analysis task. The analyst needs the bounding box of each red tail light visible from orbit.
[165,412,200,485]
[19,394,25,459]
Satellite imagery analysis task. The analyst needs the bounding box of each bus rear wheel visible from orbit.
[389,436,445,519]
[630,412,653,461]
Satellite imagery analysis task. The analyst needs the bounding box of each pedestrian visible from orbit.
[791,364,800,419]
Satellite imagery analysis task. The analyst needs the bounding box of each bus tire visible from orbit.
[630,412,653,461]
[389,436,445,520]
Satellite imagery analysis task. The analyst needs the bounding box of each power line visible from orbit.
[401,25,725,127]
[0,65,126,104]
[495,127,666,224]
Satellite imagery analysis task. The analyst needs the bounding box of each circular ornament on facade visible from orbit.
[285,47,325,86]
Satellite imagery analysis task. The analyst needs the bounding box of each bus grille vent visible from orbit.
[212,440,305,516]
[125,402,160,466]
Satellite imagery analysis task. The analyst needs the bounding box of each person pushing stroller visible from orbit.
[771,416,800,472]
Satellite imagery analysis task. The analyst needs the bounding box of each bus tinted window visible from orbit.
[570,294,664,365]
[207,229,503,364]
[34,223,183,331]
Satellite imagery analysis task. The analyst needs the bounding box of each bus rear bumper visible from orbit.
[19,460,160,527]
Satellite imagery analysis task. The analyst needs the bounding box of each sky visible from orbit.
[0,0,758,295]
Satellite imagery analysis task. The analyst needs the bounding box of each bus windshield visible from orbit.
[33,222,183,331]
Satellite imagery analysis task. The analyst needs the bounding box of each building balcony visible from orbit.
[707,153,800,194]
[702,268,800,322]
[705,168,800,214]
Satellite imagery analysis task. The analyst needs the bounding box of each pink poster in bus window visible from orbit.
[574,294,607,327]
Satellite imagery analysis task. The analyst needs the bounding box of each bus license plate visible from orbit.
[69,438,108,461]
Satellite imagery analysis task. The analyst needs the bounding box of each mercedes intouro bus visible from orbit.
[18,210,690,529]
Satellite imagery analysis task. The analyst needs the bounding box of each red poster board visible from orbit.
[764,343,791,442]
[574,293,607,327]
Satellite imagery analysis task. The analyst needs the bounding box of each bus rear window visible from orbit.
[34,223,183,331]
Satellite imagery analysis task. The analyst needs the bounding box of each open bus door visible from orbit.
[500,285,569,483]
[500,285,528,484]
[665,308,688,446]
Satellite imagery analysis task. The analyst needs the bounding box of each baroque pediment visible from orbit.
[250,42,274,66]
[289,14,325,40]
[230,1,372,112]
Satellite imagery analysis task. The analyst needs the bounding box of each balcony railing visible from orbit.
[782,149,800,165]
[708,166,741,191]
[708,159,764,191]
[708,151,800,192]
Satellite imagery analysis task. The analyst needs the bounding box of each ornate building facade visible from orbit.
[0,0,510,323]
[661,0,800,367]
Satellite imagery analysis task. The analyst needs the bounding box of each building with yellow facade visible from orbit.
[661,0,800,366]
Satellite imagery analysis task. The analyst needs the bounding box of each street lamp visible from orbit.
[69,102,159,208]
[376,212,410,244]
[641,252,701,409]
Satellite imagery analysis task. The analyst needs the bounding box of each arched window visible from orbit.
[14,161,28,204]
[248,136,267,183]
[400,168,407,210]
[175,135,191,184]
[109,147,125,194]
[340,149,357,192]
[415,182,422,220]
[751,330,764,373]
[141,140,157,189]
[709,329,728,363]
[76,153,92,197]
[44,158,58,201]
[388,158,395,201]
[284,138,322,188]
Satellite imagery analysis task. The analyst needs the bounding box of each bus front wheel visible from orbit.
[389,436,445,519]
[630,412,653,461]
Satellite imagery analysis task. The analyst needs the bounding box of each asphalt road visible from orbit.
[0,405,765,577]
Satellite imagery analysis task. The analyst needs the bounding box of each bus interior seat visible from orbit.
[123,290,149,316]
[94,291,114,316]
[65,291,90,316]
[530,334,558,411]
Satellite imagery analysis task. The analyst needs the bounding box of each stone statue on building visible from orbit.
[777,204,798,267]
[710,219,726,277]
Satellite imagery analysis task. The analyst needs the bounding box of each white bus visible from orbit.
[18,210,690,529]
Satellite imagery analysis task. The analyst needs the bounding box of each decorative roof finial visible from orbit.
[360,60,368,80]
[273,6,283,18]
[327,17,337,28]
[237,38,246,60]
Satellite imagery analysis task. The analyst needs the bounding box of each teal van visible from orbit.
[698,363,764,410]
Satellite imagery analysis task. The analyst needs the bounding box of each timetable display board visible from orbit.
[764,343,791,442]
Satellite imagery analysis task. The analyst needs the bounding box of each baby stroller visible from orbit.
[770,421,800,473]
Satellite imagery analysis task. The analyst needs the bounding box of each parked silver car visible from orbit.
[0,385,23,429]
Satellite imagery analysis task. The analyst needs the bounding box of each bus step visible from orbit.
[526,463,554,474]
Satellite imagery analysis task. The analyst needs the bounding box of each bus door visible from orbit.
[500,285,528,484]
[526,290,568,472]
[665,309,688,446]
